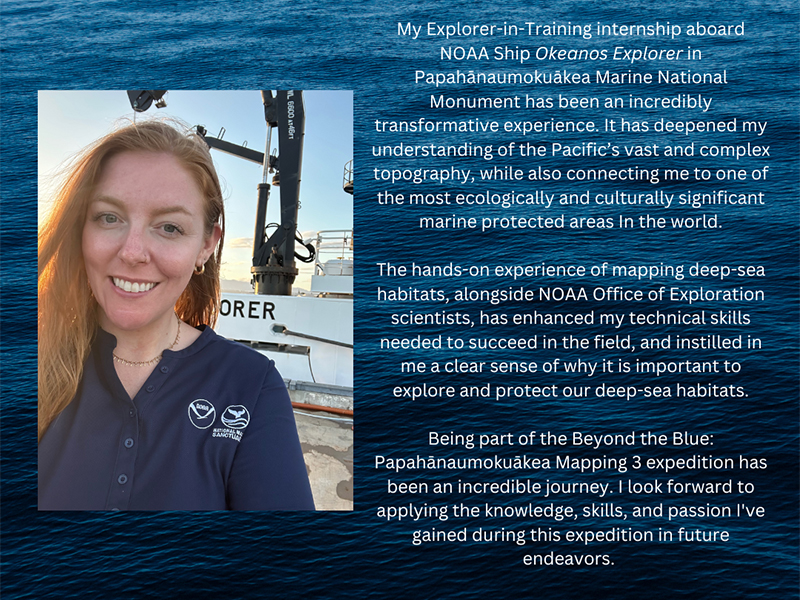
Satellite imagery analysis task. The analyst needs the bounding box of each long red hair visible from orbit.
[38,120,225,440]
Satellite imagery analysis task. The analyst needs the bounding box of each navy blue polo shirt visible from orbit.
[38,326,315,511]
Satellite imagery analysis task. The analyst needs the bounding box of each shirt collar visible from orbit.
[95,323,217,361]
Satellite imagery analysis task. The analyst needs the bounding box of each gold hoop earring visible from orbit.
[195,263,205,275]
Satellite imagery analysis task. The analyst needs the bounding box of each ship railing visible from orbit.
[304,230,353,296]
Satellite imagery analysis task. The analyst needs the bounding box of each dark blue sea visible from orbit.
[2,0,798,598]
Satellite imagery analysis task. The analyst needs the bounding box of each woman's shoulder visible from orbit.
[193,328,290,415]
[172,326,278,379]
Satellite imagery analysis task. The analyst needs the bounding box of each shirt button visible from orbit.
[124,438,134,448]
[118,474,128,485]
[160,366,169,373]
[146,385,155,393]
[129,409,135,418]
[111,508,120,512]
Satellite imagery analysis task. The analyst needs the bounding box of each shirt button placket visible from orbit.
[108,360,171,510]
[108,402,140,511]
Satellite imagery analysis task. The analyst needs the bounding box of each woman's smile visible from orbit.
[111,277,158,293]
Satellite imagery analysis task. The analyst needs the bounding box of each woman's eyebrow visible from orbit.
[89,195,124,209]
[90,195,193,217]
[151,205,193,217]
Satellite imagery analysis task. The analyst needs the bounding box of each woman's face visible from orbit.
[82,151,221,334]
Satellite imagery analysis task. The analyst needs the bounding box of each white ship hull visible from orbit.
[216,292,353,389]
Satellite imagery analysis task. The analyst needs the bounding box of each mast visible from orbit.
[251,90,305,295]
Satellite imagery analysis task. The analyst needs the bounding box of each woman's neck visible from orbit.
[100,310,180,363]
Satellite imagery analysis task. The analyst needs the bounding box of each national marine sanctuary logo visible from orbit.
[188,399,216,429]
[221,405,251,429]
[213,405,251,442]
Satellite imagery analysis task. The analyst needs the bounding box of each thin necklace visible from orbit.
[113,314,181,367]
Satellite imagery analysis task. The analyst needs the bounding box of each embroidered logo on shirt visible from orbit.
[221,405,251,429]
[188,399,216,429]
[212,405,251,442]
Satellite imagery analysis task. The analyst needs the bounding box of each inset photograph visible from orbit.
[38,90,353,511]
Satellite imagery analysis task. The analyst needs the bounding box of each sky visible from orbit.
[38,90,353,290]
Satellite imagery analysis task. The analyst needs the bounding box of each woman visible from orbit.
[38,120,315,511]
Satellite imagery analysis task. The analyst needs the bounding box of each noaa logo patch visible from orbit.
[221,405,251,429]
[188,399,216,429]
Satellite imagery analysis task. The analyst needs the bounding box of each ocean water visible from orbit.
[3,0,799,597]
